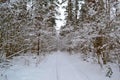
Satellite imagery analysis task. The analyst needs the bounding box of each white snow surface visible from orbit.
[0,51,120,80]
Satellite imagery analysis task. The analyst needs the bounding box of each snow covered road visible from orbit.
[31,52,89,80]
[1,51,119,80]
[54,52,89,80]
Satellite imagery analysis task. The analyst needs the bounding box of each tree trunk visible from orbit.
[68,0,72,21]
[37,34,40,55]
[75,0,78,25]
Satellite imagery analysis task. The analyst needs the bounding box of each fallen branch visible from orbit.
[6,47,32,59]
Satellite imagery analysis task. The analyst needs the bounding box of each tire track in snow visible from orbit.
[67,59,91,80]
[56,55,59,80]
[56,52,88,80]
[58,54,90,80]
[66,54,91,80]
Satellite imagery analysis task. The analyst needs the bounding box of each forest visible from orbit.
[0,0,120,80]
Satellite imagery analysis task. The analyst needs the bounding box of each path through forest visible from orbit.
[3,51,112,80]
[38,51,89,80]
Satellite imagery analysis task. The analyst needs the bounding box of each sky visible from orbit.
[55,0,67,31]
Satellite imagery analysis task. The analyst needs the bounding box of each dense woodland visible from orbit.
[0,0,120,67]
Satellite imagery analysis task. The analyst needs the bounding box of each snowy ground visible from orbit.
[0,51,120,80]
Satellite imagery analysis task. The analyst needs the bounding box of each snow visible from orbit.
[1,0,120,79]
[55,0,67,30]
[0,51,120,80]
